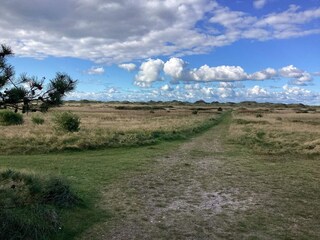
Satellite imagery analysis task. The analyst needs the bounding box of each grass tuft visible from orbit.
[0,110,23,126]
[0,169,82,239]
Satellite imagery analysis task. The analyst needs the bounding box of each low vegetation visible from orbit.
[53,111,81,132]
[0,101,319,239]
[229,107,320,155]
[0,110,24,126]
[31,115,45,125]
[0,169,82,240]
[0,102,223,154]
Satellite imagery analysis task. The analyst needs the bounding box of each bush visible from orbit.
[53,111,80,132]
[0,110,23,125]
[31,115,45,125]
[192,110,198,115]
[42,177,82,208]
[256,113,263,118]
[0,169,82,239]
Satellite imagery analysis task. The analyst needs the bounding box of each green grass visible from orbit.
[219,115,320,239]
[1,111,320,239]
[0,139,188,239]
[0,169,82,239]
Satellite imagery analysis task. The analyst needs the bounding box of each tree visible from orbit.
[0,44,76,113]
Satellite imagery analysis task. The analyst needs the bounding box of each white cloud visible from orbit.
[279,65,312,85]
[134,57,308,87]
[189,65,248,81]
[134,59,164,87]
[163,57,186,80]
[0,1,319,63]
[249,68,277,80]
[160,84,173,91]
[118,63,136,72]
[209,4,320,41]
[133,57,315,88]
[107,87,118,94]
[247,85,268,96]
[253,0,267,9]
[87,66,105,75]
[283,84,311,95]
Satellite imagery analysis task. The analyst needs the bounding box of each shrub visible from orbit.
[31,115,45,125]
[0,169,82,239]
[42,177,82,208]
[0,110,23,125]
[192,110,198,115]
[53,111,80,132]
[256,113,263,118]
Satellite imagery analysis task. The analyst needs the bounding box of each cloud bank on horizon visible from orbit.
[0,0,319,104]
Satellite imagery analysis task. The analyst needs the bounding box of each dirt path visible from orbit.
[81,119,257,239]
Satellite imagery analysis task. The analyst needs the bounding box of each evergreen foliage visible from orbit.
[0,44,76,113]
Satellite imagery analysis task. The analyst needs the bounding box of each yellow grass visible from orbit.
[229,107,320,155]
[0,103,220,154]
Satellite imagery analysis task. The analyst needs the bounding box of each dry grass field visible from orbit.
[0,102,223,154]
[229,106,320,155]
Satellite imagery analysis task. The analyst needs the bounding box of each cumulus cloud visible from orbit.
[189,65,248,81]
[163,57,187,80]
[118,63,136,72]
[87,66,105,75]
[247,85,268,96]
[248,68,277,80]
[282,84,311,95]
[0,1,319,63]
[279,65,312,85]
[134,59,164,87]
[160,84,173,91]
[163,58,277,83]
[133,57,316,88]
[253,0,267,9]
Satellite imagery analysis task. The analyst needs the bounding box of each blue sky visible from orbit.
[1,0,320,104]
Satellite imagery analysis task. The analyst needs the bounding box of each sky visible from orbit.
[1,0,320,104]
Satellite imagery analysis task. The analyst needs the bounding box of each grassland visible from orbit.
[0,102,223,154]
[229,106,320,155]
[0,102,320,239]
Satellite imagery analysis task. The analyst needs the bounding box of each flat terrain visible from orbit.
[0,103,319,239]
[81,112,320,239]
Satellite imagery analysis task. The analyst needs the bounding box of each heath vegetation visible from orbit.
[229,106,320,155]
[0,102,222,154]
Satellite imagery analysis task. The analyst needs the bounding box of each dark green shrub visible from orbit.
[42,177,82,208]
[0,206,60,240]
[0,110,23,125]
[0,169,82,239]
[256,113,263,118]
[53,111,80,132]
[31,115,45,125]
[192,110,198,115]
